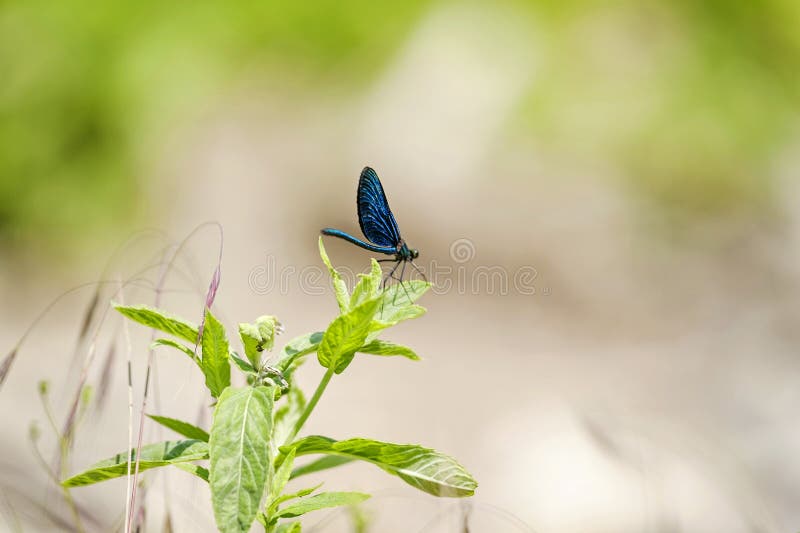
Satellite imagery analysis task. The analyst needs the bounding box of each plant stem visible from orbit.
[284,367,334,446]
[39,389,85,533]
[60,437,85,533]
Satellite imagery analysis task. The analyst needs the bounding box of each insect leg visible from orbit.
[409,260,427,282]
[383,260,402,289]
[400,261,413,302]
[381,260,402,315]
[378,258,399,291]
[388,260,404,305]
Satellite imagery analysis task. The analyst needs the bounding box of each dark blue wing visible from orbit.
[357,167,401,247]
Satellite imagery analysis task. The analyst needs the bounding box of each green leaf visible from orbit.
[319,237,350,313]
[291,456,353,479]
[274,491,370,519]
[151,338,197,361]
[201,309,231,399]
[350,259,382,308]
[275,332,324,373]
[62,440,208,487]
[147,414,210,442]
[209,386,275,533]
[275,522,302,533]
[272,447,295,498]
[371,281,430,329]
[382,279,430,306]
[173,462,209,482]
[318,298,381,374]
[350,500,371,533]
[358,340,420,361]
[231,353,256,374]
[239,315,281,367]
[268,483,323,515]
[273,382,307,447]
[114,304,199,344]
[373,306,426,331]
[284,436,477,497]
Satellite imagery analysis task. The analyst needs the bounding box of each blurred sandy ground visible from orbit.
[3,2,800,532]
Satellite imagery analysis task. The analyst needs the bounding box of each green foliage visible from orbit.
[273,491,369,520]
[68,241,476,531]
[283,436,477,497]
[317,297,381,374]
[239,315,282,368]
[371,280,429,330]
[201,309,232,399]
[271,448,296,499]
[350,259,382,308]
[272,379,307,447]
[261,473,366,528]
[231,352,256,373]
[275,331,323,373]
[147,414,210,442]
[152,338,197,360]
[174,462,210,482]
[274,522,302,533]
[267,483,323,516]
[358,339,420,361]
[113,304,199,344]
[62,440,208,487]
[291,456,353,479]
[318,237,350,313]
[209,386,274,533]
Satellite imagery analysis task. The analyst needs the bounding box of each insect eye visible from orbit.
[411,249,419,259]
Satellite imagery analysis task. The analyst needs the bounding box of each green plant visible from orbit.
[61,238,477,533]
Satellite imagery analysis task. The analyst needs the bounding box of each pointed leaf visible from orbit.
[231,353,256,374]
[371,281,430,329]
[319,237,350,313]
[372,306,426,331]
[284,436,477,497]
[350,259,382,308]
[114,304,199,343]
[147,414,210,442]
[209,386,274,533]
[201,309,231,399]
[62,440,208,487]
[268,483,323,514]
[275,332,324,373]
[273,383,307,447]
[173,462,209,482]
[274,491,369,519]
[318,298,381,374]
[358,340,419,361]
[272,448,295,498]
[276,522,302,533]
[151,338,197,361]
[381,280,429,306]
[291,456,353,479]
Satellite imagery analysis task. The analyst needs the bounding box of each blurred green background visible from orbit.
[2,0,798,256]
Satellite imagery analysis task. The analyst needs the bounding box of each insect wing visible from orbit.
[357,167,401,247]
